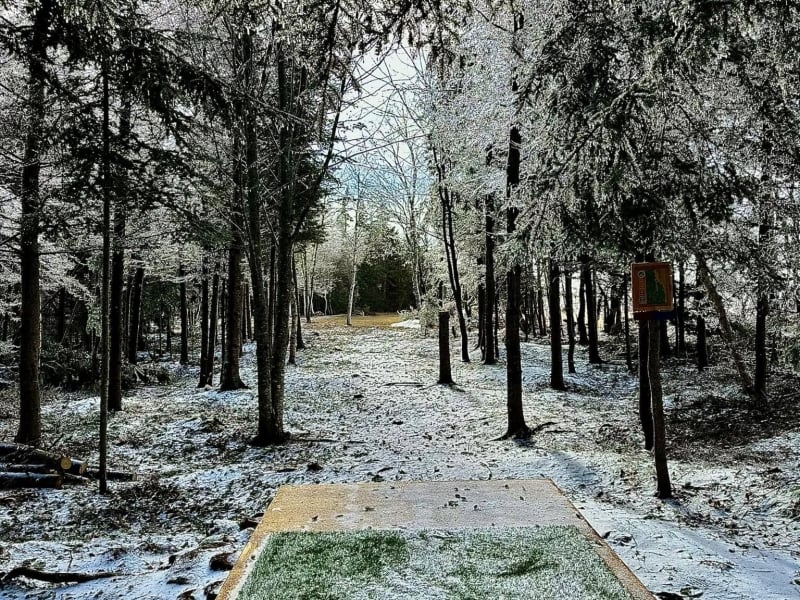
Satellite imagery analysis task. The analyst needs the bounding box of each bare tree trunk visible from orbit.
[624,273,633,372]
[564,269,576,374]
[293,256,304,350]
[219,281,226,371]
[648,319,672,499]
[549,256,565,390]
[206,265,219,386]
[16,0,51,446]
[577,276,589,346]
[476,283,485,352]
[288,296,297,366]
[696,254,754,394]
[502,121,530,440]
[98,61,112,493]
[697,314,708,371]
[165,303,172,355]
[754,203,771,398]
[347,252,358,325]
[346,196,362,326]
[109,208,125,409]
[484,193,496,365]
[239,27,277,443]
[677,263,686,354]
[127,266,144,364]
[109,99,131,411]
[437,311,454,385]
[55,290,65,346]
[581,256,602,364]
[198,257,210,386]
[179,265,189,366]
[220,240,245,390]
[447,193,470,362]
[536,270,546,337]
[638,320,654,450]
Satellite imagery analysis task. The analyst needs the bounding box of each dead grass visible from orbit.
[307,313,407,329]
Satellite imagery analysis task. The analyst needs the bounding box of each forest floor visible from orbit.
[0,316,799,600]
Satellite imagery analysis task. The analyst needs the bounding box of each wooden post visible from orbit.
[648,319,672,498]
[437,311,454,385]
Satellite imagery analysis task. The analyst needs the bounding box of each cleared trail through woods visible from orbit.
[292,319,800,600]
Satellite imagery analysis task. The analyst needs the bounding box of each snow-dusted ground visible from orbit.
[1,320,798,599]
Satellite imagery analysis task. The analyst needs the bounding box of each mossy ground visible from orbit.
[238,526,634,600]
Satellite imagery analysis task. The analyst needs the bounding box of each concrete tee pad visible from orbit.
[218,479,654,600]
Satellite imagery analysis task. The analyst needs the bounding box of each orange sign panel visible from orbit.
[631,262,673,314]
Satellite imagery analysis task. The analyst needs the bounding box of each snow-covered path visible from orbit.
[0,321,798,599]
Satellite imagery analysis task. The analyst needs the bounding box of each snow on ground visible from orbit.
[391,318,420,329]
[0,319,798,599]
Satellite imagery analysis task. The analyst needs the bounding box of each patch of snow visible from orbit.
[391,319,420,329]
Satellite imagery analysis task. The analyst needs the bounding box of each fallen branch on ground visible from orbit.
[1,566,118,584]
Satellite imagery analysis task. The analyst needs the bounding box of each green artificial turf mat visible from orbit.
[237,526,635,600]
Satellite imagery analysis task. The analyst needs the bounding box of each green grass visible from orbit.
[237,526,635,600]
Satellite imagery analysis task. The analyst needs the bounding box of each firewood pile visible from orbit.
[0,443,136,489]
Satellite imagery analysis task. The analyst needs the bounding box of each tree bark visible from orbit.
[563,269,576,374]
[697,315,708,371]
[577,276,588,345]
[108,208,125,410]
[98,61,112,494]
[483,193,497,364]
[219,280,226,370]
[0,472,63,490]
[266,39,296,444]
[346,196,362,326]
[0,444,73,472]
[16,0,51,447]
[127,266,144,364]
[476,283,485,356]
[648,319,672,499]
[624,273,633,372]
[754,205,771,398]
[581,256,602,363]
[293,256,304,350]
[536,282,546,337]
[437,311,454,384]
[696,254,754,394]
[502,122,530,439]
[436,177,470,362]
[638,319,654,450]
[108,98,131,412]
[677,263,686,354]
[198,257,210,386]
[549,256,565,390]
[288,293,297,365]
[179,265,189,365]
[206,265,220,386]
[240,35,279,441]
[220,238,245,390]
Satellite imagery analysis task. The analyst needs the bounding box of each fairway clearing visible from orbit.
[309,313,407,328]
[237,526,634,600]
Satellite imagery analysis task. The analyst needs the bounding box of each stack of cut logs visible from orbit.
[0,443,136,489]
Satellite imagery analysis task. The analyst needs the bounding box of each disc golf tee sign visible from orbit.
[631,262,673,320]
